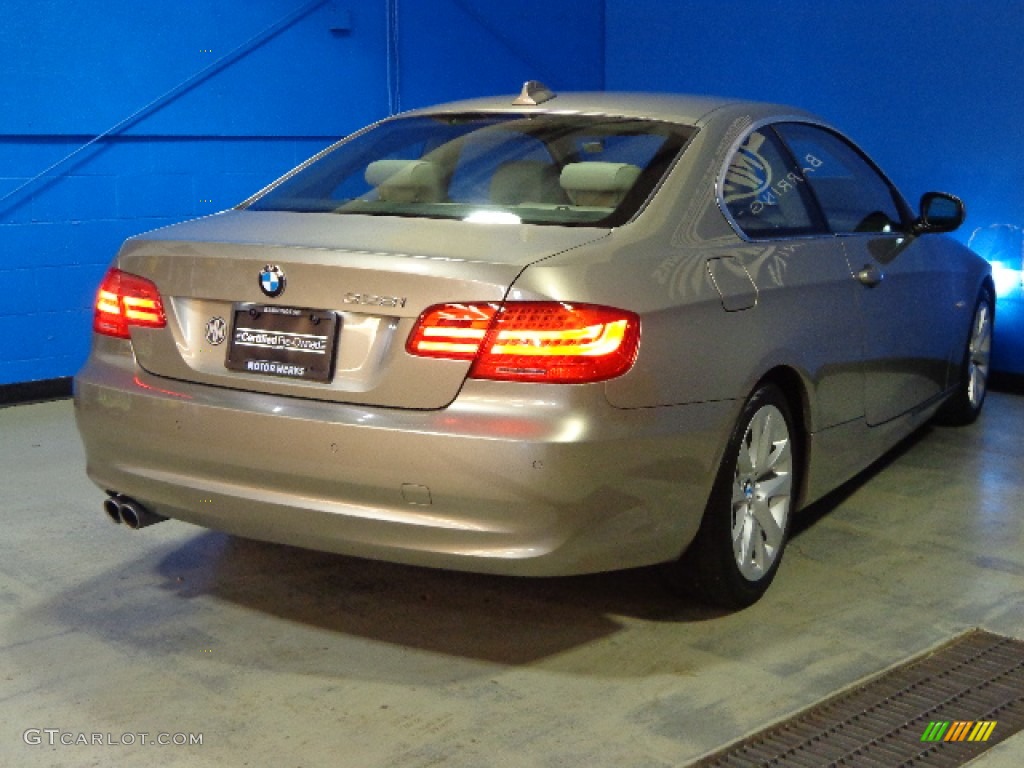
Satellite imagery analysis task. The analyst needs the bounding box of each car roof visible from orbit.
[397,89,819,128]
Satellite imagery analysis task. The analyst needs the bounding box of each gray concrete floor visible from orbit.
[1,394,1022,767]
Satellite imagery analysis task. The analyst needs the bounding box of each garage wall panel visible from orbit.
[0,2,388,137]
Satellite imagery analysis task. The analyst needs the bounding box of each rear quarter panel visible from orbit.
[510,109,866,437]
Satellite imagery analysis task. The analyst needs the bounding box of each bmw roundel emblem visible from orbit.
[259,265,286,298]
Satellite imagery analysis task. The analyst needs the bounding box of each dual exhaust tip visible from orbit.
[103,493,167,530]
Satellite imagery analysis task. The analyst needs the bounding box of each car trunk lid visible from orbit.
[117,210,606,409]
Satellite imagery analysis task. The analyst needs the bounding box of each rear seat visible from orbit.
[489,161,566,206]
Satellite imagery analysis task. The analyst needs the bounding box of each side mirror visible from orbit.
[912,192,965,235]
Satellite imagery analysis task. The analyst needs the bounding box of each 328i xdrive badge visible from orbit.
[258,265,286,298]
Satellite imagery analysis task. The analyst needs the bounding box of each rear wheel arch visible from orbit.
[960,276,995,351]
[664,371,808,608]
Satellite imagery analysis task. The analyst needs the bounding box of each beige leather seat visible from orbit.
[489,161,565,206]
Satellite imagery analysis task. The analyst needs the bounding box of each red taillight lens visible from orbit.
[407,302,640,383]
[406,303,500,360]
[93,268,167,339]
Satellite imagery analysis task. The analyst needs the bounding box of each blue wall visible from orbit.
[0,1,377,385]
[3,0,1022,385]
[606,0,1024,373]
[394,2,604,110]
[0,0,603,386]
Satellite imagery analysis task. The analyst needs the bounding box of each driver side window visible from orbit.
[774,123,906,235]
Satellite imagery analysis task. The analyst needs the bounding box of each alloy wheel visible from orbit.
[967,299,992,409]
[731,404,793,581]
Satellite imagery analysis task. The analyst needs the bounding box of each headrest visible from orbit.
[364,159,443,204]
[559,162,641,194]
[365,159,441,189]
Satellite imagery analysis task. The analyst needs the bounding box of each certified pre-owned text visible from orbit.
[233,328,327,353]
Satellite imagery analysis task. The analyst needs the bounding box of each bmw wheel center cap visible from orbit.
[259,265,286,298]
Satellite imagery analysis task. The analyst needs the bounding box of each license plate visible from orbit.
[226,304,339,382]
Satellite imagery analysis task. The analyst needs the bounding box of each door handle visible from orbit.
[856,264,885,287]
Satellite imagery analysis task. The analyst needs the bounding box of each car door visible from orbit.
[774,123,956,427]
[719,125,865,430]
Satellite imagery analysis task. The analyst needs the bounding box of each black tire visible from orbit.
[936,290,993,426]
[664,383,799,609]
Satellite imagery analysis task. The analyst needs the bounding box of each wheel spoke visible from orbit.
[763,435,792,475]
[736,438,755,476]
[972,310,991,357]
[751,527,769,573]
[756,473,789,500]
[751,410,774,471]
[731,483,748,507]
[751,498,782,546]
[733,511,752,566]
[969,365,986,405]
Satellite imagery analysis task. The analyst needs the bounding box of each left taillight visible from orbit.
[93,268,167,339]
[407,301,641,384]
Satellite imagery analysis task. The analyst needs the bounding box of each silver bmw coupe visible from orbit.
[75,83,993,608]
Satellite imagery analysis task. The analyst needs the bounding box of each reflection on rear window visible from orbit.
[246,114,693,227]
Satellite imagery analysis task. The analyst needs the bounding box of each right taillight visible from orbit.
[407,301,640,384]
[93,268,166,339]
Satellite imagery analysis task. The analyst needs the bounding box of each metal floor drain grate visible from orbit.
[692,629,1024,768]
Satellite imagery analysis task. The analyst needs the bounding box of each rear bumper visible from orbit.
[74,341,735,576]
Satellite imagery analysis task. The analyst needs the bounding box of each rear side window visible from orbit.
[721,129,824,239]
[773,123,905,235]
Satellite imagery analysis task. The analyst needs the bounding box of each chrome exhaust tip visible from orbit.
[119,500,143,529]
[103,494,168,530]
[103,495,122,524]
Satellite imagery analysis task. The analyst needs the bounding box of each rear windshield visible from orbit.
[246,113,693,227]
